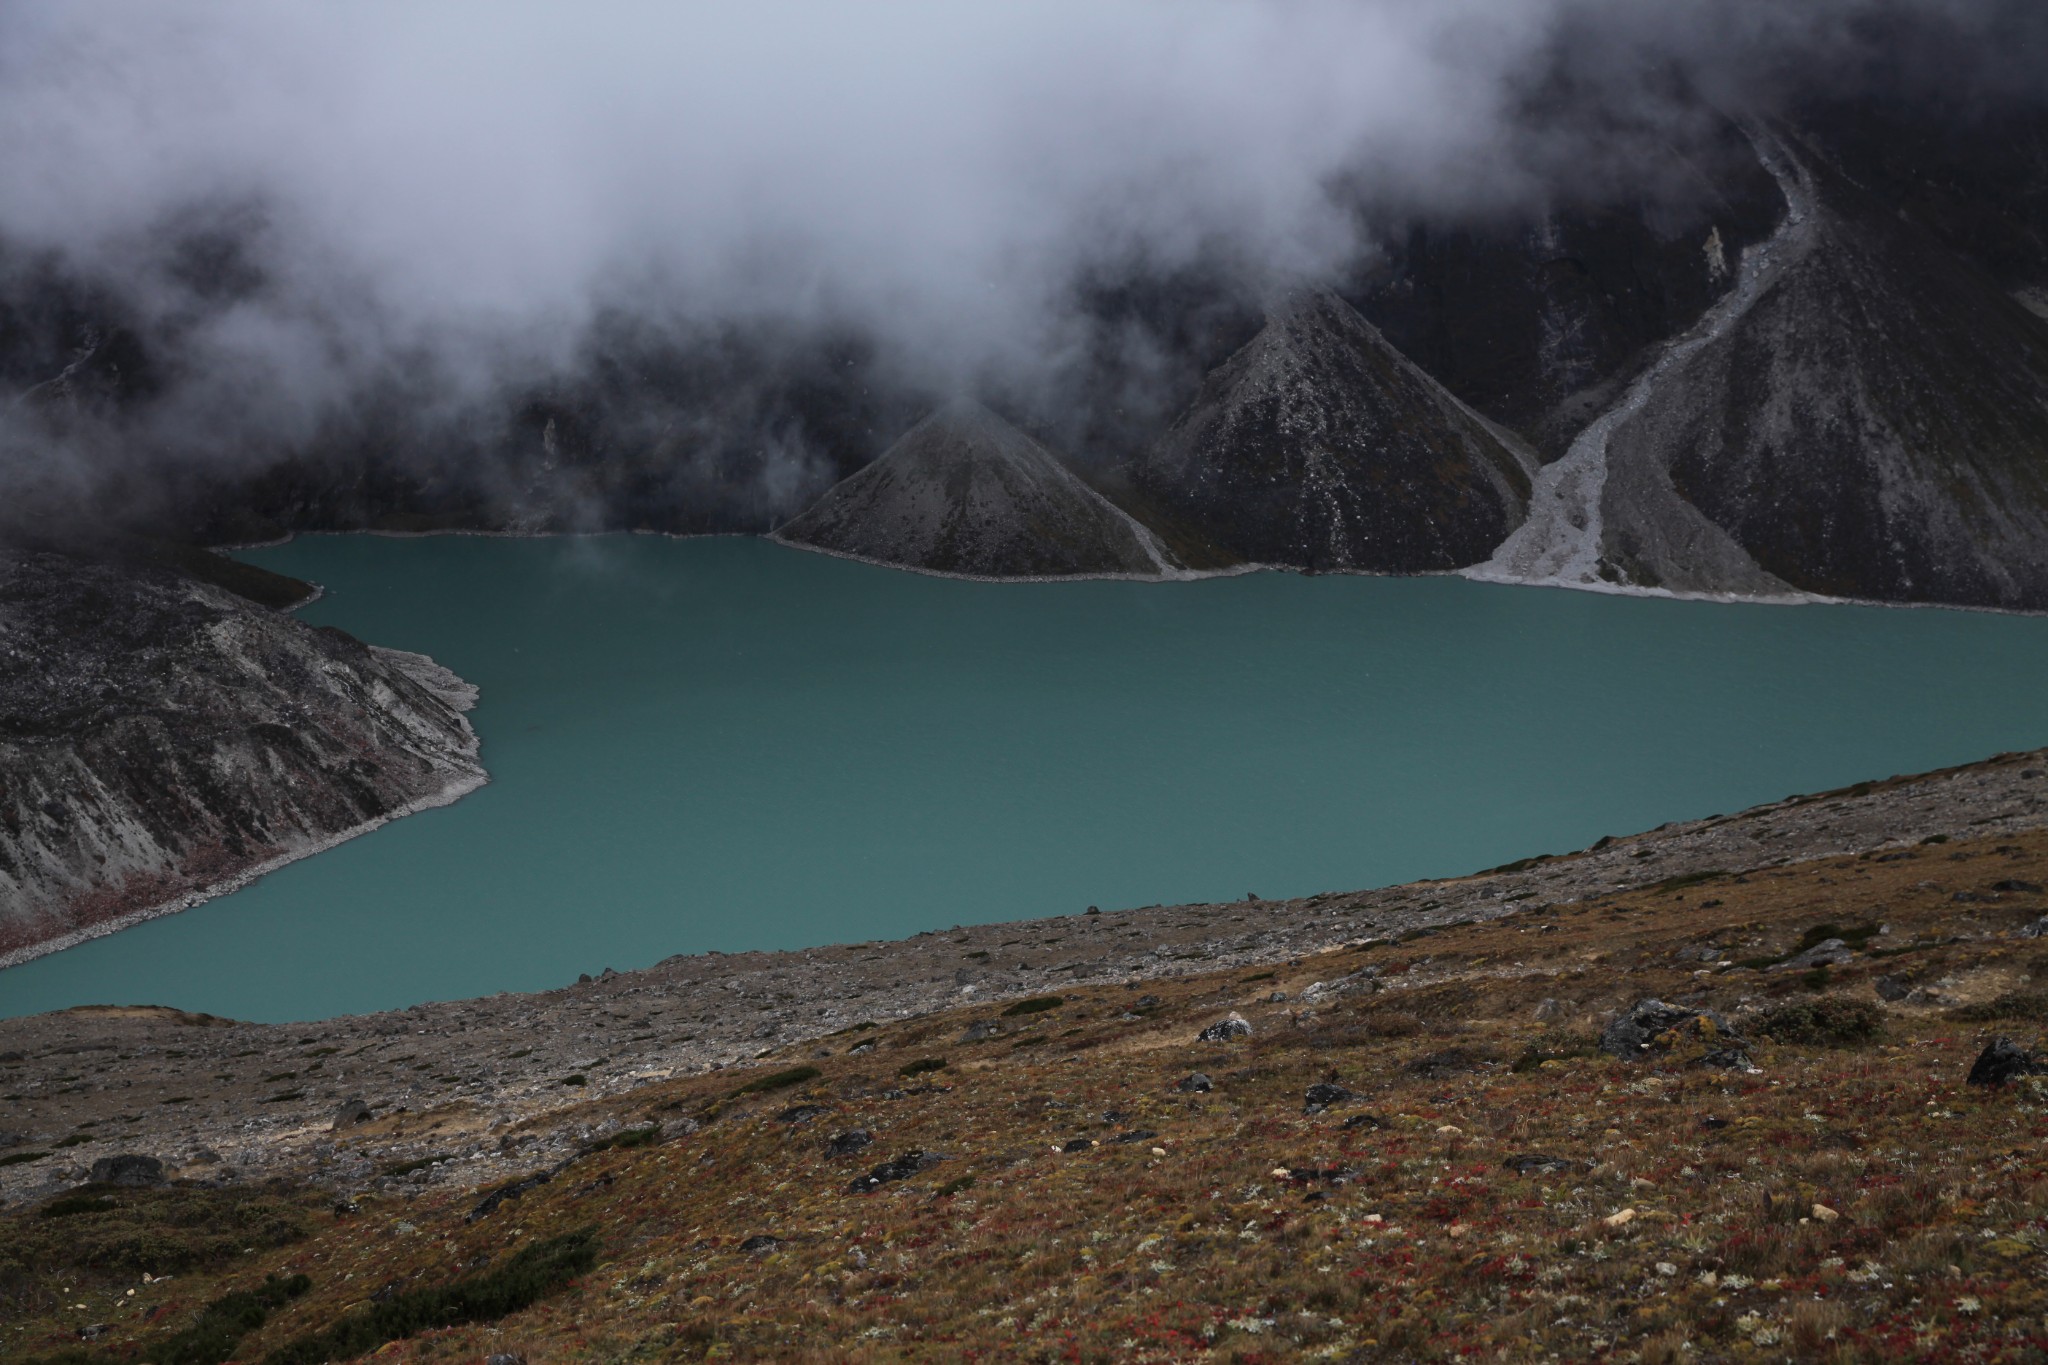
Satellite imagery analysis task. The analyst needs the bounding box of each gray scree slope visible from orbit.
[775,398,1176,579]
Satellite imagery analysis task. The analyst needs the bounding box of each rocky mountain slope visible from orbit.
[1469,122,2048,606]
[1608,131,2048,607]
[1131,290,1537,572]
[774,398,1179,579]
[0,548,486,966]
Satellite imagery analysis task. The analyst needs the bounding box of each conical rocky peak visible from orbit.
[775,398,1177,578]
[1132,289,1534,572]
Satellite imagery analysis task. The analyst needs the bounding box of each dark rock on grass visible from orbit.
[486,1355,527,1365]
[1966,1036,2048,1086]
[959,1020,1001,1042]
[1503,1154,1583,1177]
[1768,937,1856,972]
[87,1154,165,1187]
[1875,974,1915,1001]
[1405,1047,1497,1079]
[1109,1129,1159,1145]
[740,1234,783,1254]
[2020,917,2048,939]
[467,1159,575,1222]
[1601,999,1752,1068]
[1340,1113,1385,1131]
[1196,1015,1252,1043]
[848,1150,943,1194]
[1176,1073,1214,1093]
[825,1129,873,1158]
[1992,879,2045,894]
[1303,1082,1355,1113]
[1700,1116,1730,1130]
[331,1098,372,1130]
[775,1104,833,1125]
[1061,1138,1098,1153]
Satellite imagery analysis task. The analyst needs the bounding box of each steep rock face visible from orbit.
[1132,291,1535,572]
[0,551,486,965]
[774,399,1176,578]
[1606,134,2048,607]
[1358,115,1788,459]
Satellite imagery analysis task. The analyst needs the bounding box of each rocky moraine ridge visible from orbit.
[3,745,2045,1209]
[0,546,485,966]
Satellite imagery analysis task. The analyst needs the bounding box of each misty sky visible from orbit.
[0,0,2037,508]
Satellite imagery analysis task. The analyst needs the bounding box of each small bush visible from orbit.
[1,1187,311,1281]
[261,1229,597,1365]
[1752,997,1885,1045]
[150,1272,311,1365]
[0,1151,48,1167]
[729,1065,821,1097]
[1002,997,1064,1017]
[38,1195,118,1220]
[1947,991,2048,1023]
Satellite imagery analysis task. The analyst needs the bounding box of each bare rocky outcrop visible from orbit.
[775,398,1179,579]
[1132,290,1536,573]
[0,549,486,965]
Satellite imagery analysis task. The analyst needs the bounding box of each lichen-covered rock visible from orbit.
[1196,1015,1252,1043]
[0,549,486,965]
[1601,999,1751,1068]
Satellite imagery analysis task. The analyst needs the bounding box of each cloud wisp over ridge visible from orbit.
[0,0,2039,525]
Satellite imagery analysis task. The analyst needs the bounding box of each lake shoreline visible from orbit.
[2,743,2043,1207]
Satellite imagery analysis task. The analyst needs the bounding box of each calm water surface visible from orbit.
[5,536,2047,1022]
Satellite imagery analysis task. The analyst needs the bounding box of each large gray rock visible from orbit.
[775,399,1177,579]
[1132,290,1535,572]
[88,1154,166,1187]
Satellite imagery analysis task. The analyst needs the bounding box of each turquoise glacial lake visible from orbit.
[5,535,2048,1023]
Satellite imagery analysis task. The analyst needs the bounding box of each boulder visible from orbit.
[1196,1014,1252,1043]
[1303,1082,1356,1114]
[1600,999,1752,1068]
[847,1150,943,1194]
[330,1098,372,1130]
[1966,1036,2048,1086]
[1176,1073,1214,1093]
[1768,938,1855,972]
[825,1129,873,1158]
[1503,1154,1582,1177]
[739,1234,783,1254]
[87,1154,166,1187]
